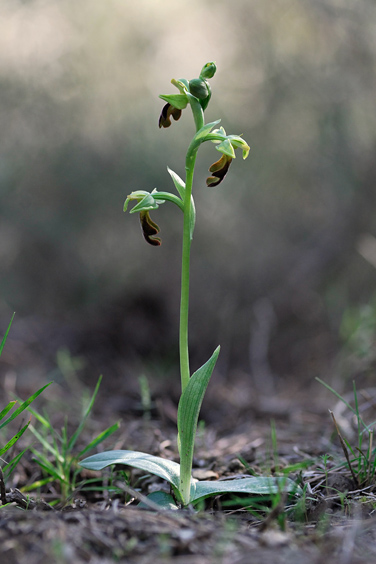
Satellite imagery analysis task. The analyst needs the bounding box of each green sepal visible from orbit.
[124,190,184,214]
[124,191,153,212]
[215,138,236,159]
[131,193,161,213]
[204,127,250,160]
[211,125,227,138]
[171,78,189,93]
[158,94,188,110]
[227,135,250,159]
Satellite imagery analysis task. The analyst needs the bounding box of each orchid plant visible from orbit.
[80,63,299,508]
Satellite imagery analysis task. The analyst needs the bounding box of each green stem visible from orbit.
[178,97,205,505]
[179,161,195,393]
[179,97,204,395]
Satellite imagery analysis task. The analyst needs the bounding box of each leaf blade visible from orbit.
[79,450,182,490]
[0,383,53,430]
[192,476,301,504]
[0,313,15,357]
[177,346,220,504]
[0,421,30,457]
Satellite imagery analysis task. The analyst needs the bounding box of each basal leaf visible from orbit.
[191,476,301,504]
[79,450,182,490]
[138,491,179,510]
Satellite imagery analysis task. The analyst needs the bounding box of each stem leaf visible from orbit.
[167,167,185,199]
[194,119,221,141]
[167,167,195,239]
[177,346,220,504]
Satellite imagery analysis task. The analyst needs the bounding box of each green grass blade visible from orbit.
[68,375,102,451]
[31,452,66,482]
[0,401,17,421]
[316,378,369,431]
[26,406,51,429]
[28,425,63,463]
[22,477,55,492]
[2,448,28,480]
[0,313,15,356]
[77,421,120,458]
[0,421,30,456]
[0,382,53,430]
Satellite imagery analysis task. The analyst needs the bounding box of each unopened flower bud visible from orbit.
[200,62,217,80]
[189,78,209,100]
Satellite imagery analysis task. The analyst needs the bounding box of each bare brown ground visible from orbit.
[1,329,376,564]
[1,382,376,564]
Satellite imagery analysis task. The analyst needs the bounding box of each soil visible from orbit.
[1,326,376,564]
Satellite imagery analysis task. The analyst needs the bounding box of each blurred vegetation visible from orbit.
[1,0,376,384]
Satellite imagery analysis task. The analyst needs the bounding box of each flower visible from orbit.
[140,211,161,246]
[159,103,182,129]
[206,154,233,187]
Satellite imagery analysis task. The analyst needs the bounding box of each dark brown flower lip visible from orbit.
[159,103,182,129]
[206,154,232,187]
[140,211,161,246]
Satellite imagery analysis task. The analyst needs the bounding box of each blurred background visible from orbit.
[1,0,376,401]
